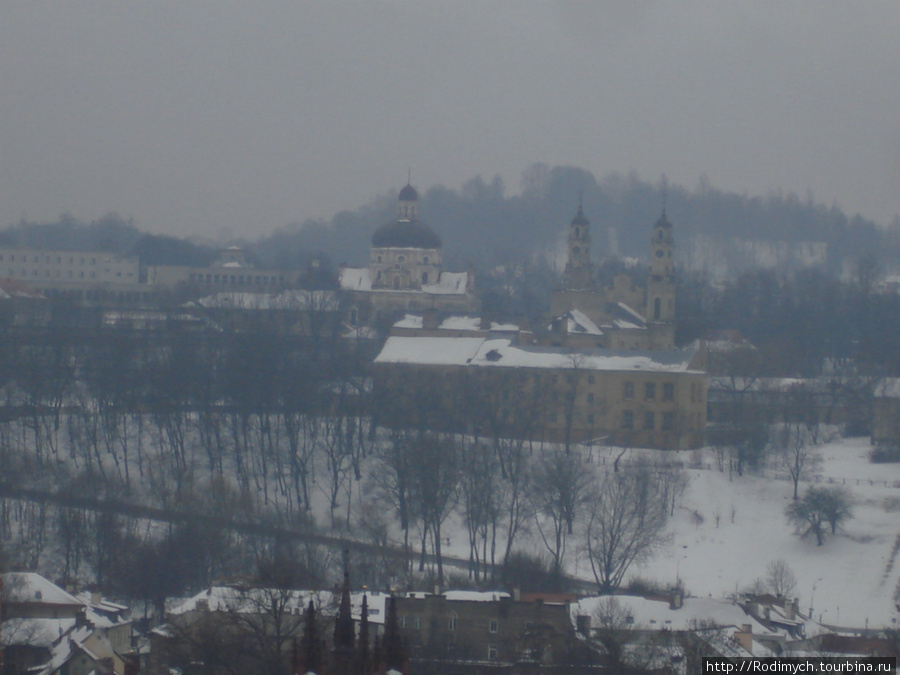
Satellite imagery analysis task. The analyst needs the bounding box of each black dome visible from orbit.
[372,219,442,249]
[399,183,418,201]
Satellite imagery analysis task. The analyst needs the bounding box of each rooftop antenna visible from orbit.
[407,167,411,186]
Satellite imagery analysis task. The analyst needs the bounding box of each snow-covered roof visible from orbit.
[169,586,387,624]
[571,595,755,633]
[422,271,468,295]
[551,309,603,336]
[375,336,701,373]
[875,378,900,398]
[439,315,481,331]
[394,314,423,329]
[376,337,485,366]
[2,572,82,606]
[443,591,511,602]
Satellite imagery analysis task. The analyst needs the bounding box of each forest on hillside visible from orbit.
[6,165,900,277]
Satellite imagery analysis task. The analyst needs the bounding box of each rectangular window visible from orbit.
[489,645,498,661]
[413,616,421,630]
[586,393,594,404]
[399,616,408,629]
[622,410,634,430]
[644,411,655,430]
[623,381,634,400]
[587,413,594,425]
[645,382,656,400]
[449,617,457,631]
[588,375,595,384]
[489,619,498,633]
[662,412,675,431]
[663,382,675,401]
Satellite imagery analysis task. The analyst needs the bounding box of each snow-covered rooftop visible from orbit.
[375,336,700,373]
[2,572,82,606]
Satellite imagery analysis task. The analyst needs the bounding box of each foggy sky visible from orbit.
[2,2,900,240]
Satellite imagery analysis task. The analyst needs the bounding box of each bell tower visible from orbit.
[646,209,675,323]
[564,199,592,290]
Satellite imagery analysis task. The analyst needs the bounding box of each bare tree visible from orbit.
[774,421,821,500]
[584,465,669,592]
[765,559,797,598]
[530,449,592,576]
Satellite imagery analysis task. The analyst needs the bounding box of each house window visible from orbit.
[489,619,498,633]
[413,617,421,630]
[644,411,655,430]
[645,382,656,400]
[399,617,407,629]
[449,616,457,631]
[587,413,594,425]
[423,256,429,263]
[588,375,595,384]
[662,412,675,431]
[398,255,406,262]
[586,393,594,404]
[623,381,634,400]
[663,383,675,401]
[422,272,429,284]
[489,645,498,660]
[622,410,634,430]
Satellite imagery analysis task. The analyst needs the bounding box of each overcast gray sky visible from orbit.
[2,2,899,239]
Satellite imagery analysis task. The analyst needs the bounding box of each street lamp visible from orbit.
[809,578,823,618]
[676,555,688,588]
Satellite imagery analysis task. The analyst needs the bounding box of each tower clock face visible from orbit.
[655,249,664,258]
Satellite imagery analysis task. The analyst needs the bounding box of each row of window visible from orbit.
[188,273,285,285]
[400,616,499,633]
[623,381,676,401]
[8,268,134,280]
[622,409,676,431]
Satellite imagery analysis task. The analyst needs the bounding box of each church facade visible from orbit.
[339,184,479,328]
[549,204,676,351]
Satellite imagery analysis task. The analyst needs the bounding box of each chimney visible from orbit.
[513,588,521,602]
[669,588,683,610]
[783,597,796,620]
[575,615,591,637]
[733,624,753,652]
[91,591,102,607]
[422,309,440,330]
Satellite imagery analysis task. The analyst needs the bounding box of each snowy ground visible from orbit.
[573,437,900,631]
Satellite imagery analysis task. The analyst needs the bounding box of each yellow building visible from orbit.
[373,334,707,450]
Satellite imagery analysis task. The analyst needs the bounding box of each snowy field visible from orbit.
[558,437,900,631]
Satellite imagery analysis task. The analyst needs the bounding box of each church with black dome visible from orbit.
[339,183,479,326]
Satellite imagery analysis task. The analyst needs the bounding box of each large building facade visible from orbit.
[373,334,707,450]
[339,184,479,327]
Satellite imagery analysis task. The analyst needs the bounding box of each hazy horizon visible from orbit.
[3,2,899,239]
